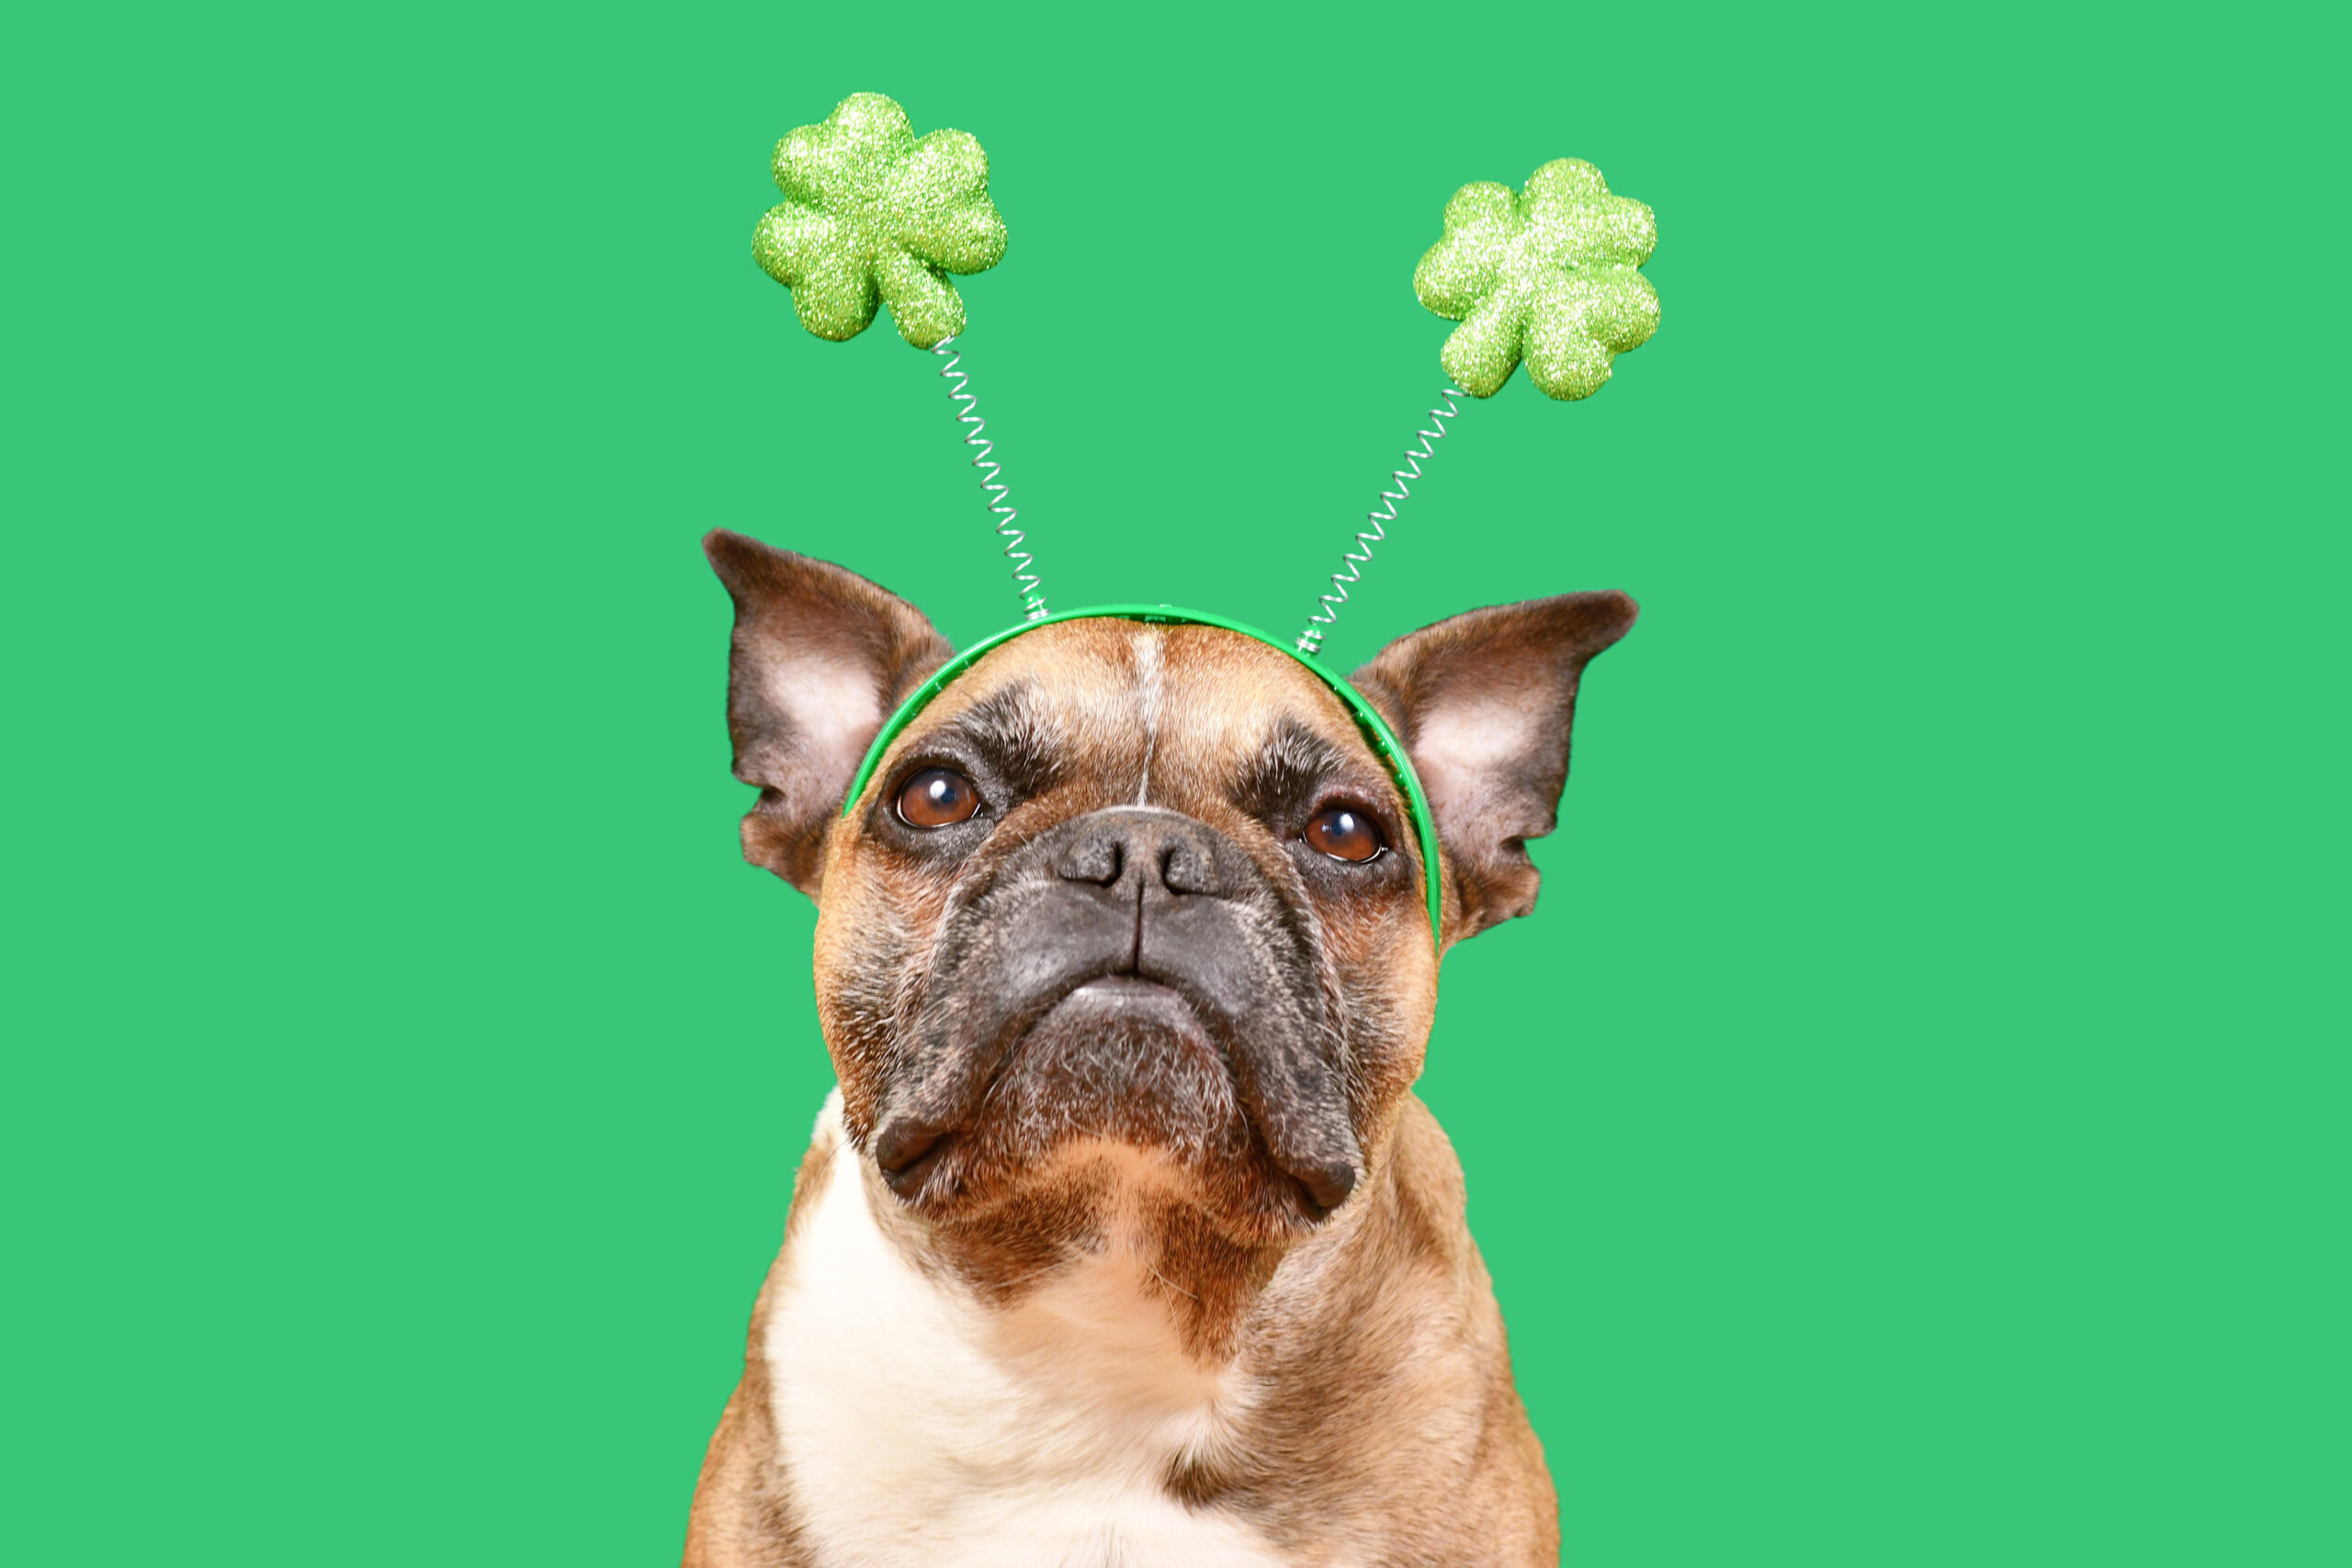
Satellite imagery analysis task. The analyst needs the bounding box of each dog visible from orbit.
[684,529,1637,1567]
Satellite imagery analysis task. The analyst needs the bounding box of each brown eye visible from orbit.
[1304,805,1385,863]
[895,767,980,828]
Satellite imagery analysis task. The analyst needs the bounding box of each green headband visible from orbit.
[842,606,1445,949]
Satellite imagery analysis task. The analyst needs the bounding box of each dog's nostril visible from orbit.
[1056,839,1123,886]
[1050,815,1225,895]
[1159,841,1222,897]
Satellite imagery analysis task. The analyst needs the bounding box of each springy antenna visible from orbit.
[934,335,1048,622]
[1295,387,1465,656]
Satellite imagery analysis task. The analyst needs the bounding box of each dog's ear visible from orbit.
[704,530,954,897]
[1351,592,1638,941]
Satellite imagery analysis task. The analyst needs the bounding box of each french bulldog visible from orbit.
[684,529,1637,1568]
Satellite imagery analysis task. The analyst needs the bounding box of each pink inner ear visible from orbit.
[1410,699,1531,818]
[765,653,885,789]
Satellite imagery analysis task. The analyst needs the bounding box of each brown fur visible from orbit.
[685,534,1635,1565]
[684,1120,838,1568]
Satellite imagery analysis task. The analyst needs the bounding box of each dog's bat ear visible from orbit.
[704,530,954,898]
[1351,592,1638,941]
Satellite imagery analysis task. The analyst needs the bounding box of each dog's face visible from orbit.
[707,531,1634,1260]
[817,620,1435,1240]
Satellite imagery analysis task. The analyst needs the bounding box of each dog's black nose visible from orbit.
[1053,808,1227,897]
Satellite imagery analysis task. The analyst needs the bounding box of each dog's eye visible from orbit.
[1304,805,1384,863]
[896,767,981,828]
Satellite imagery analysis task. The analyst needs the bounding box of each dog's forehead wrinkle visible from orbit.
[937,680,1049,746]
[1233,718,1389,820]
[1266,719,1350,773]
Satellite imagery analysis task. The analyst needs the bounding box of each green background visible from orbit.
[7,3,2342,1563]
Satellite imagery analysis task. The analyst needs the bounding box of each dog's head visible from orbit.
[707,530,1634,1248]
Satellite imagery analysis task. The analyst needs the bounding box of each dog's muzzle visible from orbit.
[872,807,1363,1215]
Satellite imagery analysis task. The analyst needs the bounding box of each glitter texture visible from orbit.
[1413,159,1659,400]
[753,93,1007,349]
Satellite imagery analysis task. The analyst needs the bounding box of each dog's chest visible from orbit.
[763,1129,1291,1568]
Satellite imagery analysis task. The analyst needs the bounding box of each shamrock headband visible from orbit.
[841,605,1449,948]
[756,92,1663,944]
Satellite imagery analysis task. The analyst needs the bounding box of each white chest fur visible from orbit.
[763,1100,1294,1568]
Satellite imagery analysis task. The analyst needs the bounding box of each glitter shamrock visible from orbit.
[1411,159,1660,400]
[752,93,1008,349]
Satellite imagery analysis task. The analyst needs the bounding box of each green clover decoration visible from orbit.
[1413,159,1660,400]
[753,93,1008,349]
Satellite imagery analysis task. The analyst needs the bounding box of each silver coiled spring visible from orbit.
[1295,386,1467,656]
[933,335,1048,621]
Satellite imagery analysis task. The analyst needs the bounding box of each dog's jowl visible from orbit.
[684,530,1636,1568]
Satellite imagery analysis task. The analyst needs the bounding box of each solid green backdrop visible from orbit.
[6,3,2342,1564]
